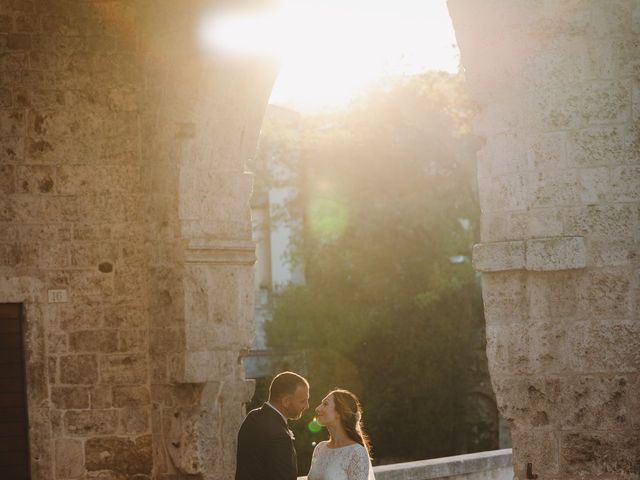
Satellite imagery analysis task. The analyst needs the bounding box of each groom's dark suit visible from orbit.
[235,404,297,480]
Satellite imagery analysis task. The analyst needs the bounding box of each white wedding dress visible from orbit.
[307,441,375,480]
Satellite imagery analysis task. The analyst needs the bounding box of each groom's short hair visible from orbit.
[269,371,309,402]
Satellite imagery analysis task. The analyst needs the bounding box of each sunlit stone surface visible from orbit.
[0,1,274,479]
[450,0,640,478]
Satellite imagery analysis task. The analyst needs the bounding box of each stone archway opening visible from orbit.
[211,3,504,472]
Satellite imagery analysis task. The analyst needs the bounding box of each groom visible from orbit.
[235,371,310,480]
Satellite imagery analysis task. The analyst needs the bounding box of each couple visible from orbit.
[235,371,375,480]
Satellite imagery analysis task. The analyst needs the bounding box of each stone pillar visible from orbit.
[137,1,276,479]
[449,1,639,478]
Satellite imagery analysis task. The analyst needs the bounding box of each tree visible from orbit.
[254,72,497,470]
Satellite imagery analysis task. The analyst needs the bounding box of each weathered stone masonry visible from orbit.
[450,1,640,478]
[0,1,274,479]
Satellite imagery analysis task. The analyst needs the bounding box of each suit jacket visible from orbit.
[235,404,297,480]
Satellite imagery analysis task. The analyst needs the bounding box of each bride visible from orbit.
[307,389,375,480]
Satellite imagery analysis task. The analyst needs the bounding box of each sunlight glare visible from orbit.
[200,0,459,112]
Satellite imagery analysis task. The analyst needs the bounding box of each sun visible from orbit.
[199,0,459,112]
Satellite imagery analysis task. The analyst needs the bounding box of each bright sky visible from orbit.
[200,0,459,112]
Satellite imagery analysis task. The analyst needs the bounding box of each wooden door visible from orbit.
[0,304,30,479]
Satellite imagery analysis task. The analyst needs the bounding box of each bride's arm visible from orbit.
[345,447,372,480]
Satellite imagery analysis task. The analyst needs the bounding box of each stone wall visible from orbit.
[0,1,274,479]
[449,1,640,478]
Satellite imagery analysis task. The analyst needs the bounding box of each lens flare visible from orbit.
[307,193,348,241]
[307,418,322,433]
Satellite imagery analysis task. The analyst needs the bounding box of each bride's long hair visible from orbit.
[330,389,372,457]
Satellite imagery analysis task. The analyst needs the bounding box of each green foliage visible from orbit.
[256,72,495,469]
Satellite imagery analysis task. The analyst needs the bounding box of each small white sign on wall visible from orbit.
[47,289,68,303]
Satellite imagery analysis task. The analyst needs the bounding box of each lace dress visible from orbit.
[307,441,375,480]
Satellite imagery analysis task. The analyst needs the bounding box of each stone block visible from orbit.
[561,431,640,477]
[48,333,67,354]
[526,131,566,171]
[530,82,618,130]
[588,36,640,79]
[578,167,610,204]
[525,236,586,271]
[104,304,146,330]
[90,385,112,409]
[481,271,528,323]
[42,195,79,222]
[481,132,528,176]
[55,437,85,478]
[0,110,26,136]
[563,205,636,241]
[85,435,152,475]
[473,241,525,272]
[73,224,113,241]
[85,471,127,480]
[0,165,15,194]
[16,15,39,33]
[54,301,102,332]
[7,33,31,49]
[16,164,55,194]
[578,268,632,319]
[0,87,10,107]
[113,386,150,408]
[0,15,11,32]
[591,0,634,36]
[9,194,44,223]
[119,407,149,434]
[64,409,118,435]
[510,429,559,477]
[75,193,126,224]
[528,271,581,319]
[51,386,89,409]
[60,354,98,384]
[39,241,71,269]
[494,377,563,428]
[588,239,637,267]
[527,170,580,208]
[149,328,184,355]
[117,329,147,353]
[487,317,570,377]
[100,354,148,384]
[183,264,255,350]
[69,329,118,353]
[485,174,528,213]
[19,224,72,242]
[568,320,639,373]
[172,350,238,384]
[113,265,145,299]
[568,125,639,168]
[610,165,640,202]
[68,270,114,302]
[70,242,119,269]
[527,208,563,238]
[561,375,638,430]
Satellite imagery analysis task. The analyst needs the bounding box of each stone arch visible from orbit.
[0,1,638,479]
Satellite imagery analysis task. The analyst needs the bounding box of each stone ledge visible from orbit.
[184,239,256,265]
[299,449,513,480]
[473,241,525,272]
[473,236,586,272]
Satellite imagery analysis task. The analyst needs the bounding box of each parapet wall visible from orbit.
[449,0,639,478]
